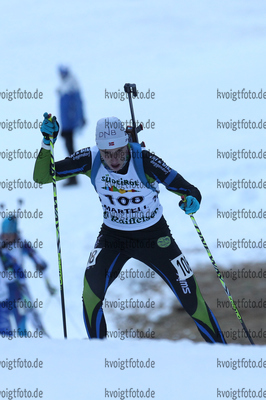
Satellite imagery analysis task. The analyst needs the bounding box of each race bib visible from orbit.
[171,254,193,281]
[86,249,102,269]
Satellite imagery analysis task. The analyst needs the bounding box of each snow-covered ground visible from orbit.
[1,339,266,400]
[1,0,266,398]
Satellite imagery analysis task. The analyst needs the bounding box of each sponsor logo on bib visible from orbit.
[157,236,171,248]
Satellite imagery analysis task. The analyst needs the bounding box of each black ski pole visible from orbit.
[16,198,23,221]
[181,197,254,345]
[46,113,68,339]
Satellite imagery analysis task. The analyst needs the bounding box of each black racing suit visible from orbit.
[33,144,226,343]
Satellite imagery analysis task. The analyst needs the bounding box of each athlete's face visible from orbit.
[100,145,129,171]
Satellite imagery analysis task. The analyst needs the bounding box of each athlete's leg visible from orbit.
[0,301,12,336]
[8,281,27,333]
[132,228,226,344]
[82,247,129,338]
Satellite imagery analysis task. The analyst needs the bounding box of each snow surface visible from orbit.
[1,0,266,398]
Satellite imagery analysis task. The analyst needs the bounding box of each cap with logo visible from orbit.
[95,117,128,150]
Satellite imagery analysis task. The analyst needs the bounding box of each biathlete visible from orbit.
[0,215,56,337]
[33,113,226,343]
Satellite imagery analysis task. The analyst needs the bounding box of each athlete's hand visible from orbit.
[35,262,47,272]
[41,112,59,145]
[179,195,200,214]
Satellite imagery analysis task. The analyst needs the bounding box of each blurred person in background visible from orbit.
[0,215,56,337]
[57,65,86,186]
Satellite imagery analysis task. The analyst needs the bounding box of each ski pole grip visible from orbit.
[181,195,187,205]
[47,114,53,137]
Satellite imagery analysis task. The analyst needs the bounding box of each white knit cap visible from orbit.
[95,117,128,149]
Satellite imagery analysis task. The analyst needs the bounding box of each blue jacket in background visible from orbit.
[58,72,85,132]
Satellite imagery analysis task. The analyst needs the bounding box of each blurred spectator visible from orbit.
[57,65,86,186]
[0,215,56,337]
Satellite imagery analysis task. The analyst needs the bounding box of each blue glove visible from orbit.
[41,112,59,145]
[179,195,200,214]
